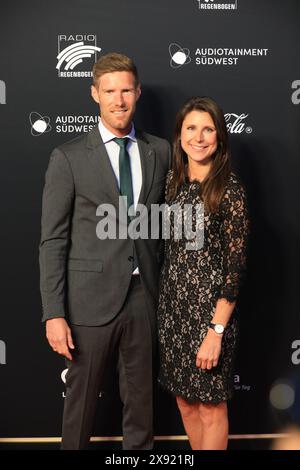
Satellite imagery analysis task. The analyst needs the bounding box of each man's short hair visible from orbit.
[92,52,139,88]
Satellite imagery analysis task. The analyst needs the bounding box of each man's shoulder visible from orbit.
[55,132,88,156]
[53,124,100,152]
[136,129,170,148]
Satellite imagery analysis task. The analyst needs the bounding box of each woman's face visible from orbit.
[180,110,218,165]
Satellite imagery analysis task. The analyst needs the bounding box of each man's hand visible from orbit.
[46,318,75,360]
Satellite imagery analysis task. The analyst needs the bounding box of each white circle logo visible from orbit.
[169,43,191,69]
[29,111,52,136]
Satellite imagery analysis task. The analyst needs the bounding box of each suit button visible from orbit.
[128,256,134,262]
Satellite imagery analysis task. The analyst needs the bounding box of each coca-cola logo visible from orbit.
[224,113,253,134]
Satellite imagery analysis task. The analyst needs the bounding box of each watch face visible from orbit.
[215,324,224,334]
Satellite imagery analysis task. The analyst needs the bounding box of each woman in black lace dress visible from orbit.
[157,97,249,450]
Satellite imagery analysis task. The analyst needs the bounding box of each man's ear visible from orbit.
[91,85,99,104]
[136,84,141,101]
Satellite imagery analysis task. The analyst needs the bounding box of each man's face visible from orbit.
[91,71,141,137]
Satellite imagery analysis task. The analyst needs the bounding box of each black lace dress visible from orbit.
[157,171,249,403]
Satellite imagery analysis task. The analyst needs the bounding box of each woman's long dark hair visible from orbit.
[167,96,231,213]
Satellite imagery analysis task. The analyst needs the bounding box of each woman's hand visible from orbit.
[196,329,223,369]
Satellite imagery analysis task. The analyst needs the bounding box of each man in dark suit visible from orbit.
[39,53,171,450]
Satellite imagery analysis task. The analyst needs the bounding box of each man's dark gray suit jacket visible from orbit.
[39,125,171,326]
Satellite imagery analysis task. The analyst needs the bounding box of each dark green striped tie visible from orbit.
[114,137,134,210]
[114,137,138,270]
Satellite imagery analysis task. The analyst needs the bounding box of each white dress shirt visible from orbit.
[98,119,142,274]
[98,119,142,211]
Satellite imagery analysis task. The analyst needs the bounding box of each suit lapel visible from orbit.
[136,130,156,206]
[86,126,121,208]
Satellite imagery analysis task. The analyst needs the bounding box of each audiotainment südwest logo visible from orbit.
[196,0,238,10]
[56,34,101,78]
[169,42,269,68]
[29,112,99,136]
[0,80,6,104]
[291,80,300,105]
[0,340,6,365]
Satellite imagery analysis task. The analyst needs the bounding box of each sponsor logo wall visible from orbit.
[29,111,251,136]
[0,0,300,443]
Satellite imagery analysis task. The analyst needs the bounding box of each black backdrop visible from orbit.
[0,0,300,444]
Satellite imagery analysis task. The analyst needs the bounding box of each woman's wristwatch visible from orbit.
[209,322,225,334]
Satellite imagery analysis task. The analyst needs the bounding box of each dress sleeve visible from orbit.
[218,178,249,302]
